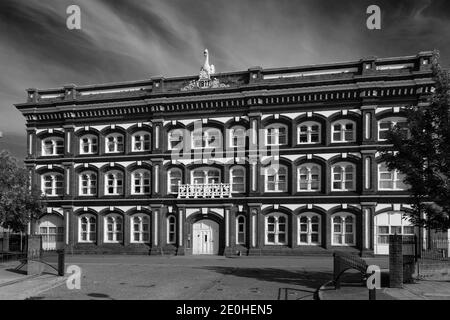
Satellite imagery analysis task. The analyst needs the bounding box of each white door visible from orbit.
[192,220,219,255]
[374,212,415,255]
[38,215,64,251]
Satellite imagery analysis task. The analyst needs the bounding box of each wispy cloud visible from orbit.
[0,0,449,159]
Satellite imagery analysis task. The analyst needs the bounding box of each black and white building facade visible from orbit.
[15,50,436,256]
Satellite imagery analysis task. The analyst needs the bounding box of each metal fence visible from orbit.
[0,232,28,264]
[420,238,450,261]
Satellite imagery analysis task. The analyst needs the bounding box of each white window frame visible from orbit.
[41,173,64,196]
[378,163,407,190]
[331,162,356,191]
[264,165,288,192]
[167,168,183,194]
[191,167,221,184]
[265,123,288,146]
[167,215,176,244]
[265,213,288,245]
[297,163,321,192]
[191,128,222,149]
[131,169,151,195]
[41,137,64,156]
[331,120,356,143]
[229,126,246,148]
[378,117,409,141]
[331,213,355,246]
[104,170,124,195]
[168,129,184,150]
[236,215,246,245]
[297,121,321,144]
[78,214,96,243]
[79,171,97,196]
[105,133,124,153]
[132,131,151,152]
[230,166,246,193]
[104,214,123,243]
[131,214,150,243]
[79,134,98,155]
[298,213,321,246]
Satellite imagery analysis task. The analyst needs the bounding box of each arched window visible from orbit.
[42,137,64,156]
[191,167,221,184]
[378,163,407,190]
[331,213,355,245]
[229,126,246,148]
[331,120,356,142]
[104,170,124,195]
[79,134,98,154]
[41,173,64,196]
[192,128,222,149]
[168,129,184,150]
[167,215,176,244]
[79,171,97,196]
[236,215,246,245]
[265,123,288,146]
[331,162,356,191]
[265,213,288,245]
[104,214,123,242]
[105,133,124,153]
[378,117,408,140]
[265,165,288,192]
[230,166,245,193]
[131,169,151,195]
[131,215,150,243]
[79,214,96,242]
[297,164,321,191]
[132,131,151,152]
[297,122,321,144]
[167,168,182,194]
[298,214,321,245]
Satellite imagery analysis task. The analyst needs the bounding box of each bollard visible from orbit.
[369,288,376,300]
[57,249,65,276]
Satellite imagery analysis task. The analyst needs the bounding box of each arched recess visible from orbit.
[186,210,224,255]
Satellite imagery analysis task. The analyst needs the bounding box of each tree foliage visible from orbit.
[381,51,450,231]
[0,150,45,232]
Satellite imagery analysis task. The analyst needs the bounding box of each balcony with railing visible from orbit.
[177,182,231,199]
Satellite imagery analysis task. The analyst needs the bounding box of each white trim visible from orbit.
[331,212,355,246]
[298,213,321,246]
[297,163,321,192]
[236,215,246,245]
[264,165,288,192]
[265,123,288,146]
[130,214,150,243]
[265,212,288,245]
[297,121,321,144]
[331,162,356,191]
[131,131,151,152]
[331,119,356,143]
[104,214,123,243]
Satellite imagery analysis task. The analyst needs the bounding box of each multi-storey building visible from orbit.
[15,50,435,256]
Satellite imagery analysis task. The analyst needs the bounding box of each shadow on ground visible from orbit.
[197,266,369,300]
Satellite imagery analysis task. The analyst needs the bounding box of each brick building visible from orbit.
[15,50,436,256]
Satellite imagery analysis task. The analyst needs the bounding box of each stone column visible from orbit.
[63,125,75,157]
[177,208,185,255]
[361,150,377,195]
[248,204,262,255]
[361,202,376,256]
[26,127,37,158]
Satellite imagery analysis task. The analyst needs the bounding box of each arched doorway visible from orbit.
[37,214,64,251]
[192,219,219,255]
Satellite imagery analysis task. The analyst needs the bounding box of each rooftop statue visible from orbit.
[181,49,229,91]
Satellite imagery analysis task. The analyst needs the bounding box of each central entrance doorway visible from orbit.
[192,219,219,255]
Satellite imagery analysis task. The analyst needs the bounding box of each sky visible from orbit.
[1,0,450,160]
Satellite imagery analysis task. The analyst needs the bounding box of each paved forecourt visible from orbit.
[31,255,390,300]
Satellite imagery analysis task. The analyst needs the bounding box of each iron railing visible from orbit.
[177,182,232,198]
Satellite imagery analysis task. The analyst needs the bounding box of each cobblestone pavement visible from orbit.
[29,255,379,300]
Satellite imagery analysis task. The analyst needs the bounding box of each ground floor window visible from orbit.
[131,215,150,243]
[236,215,246,245]
[105,214,123,243]
[167,215,176,244]
[265,213,288,245]
[79,215,96,243]
[298,214,321,245]
[331,213,355,245]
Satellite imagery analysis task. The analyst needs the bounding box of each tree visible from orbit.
[381,51,450,231]
[0,151,45,232]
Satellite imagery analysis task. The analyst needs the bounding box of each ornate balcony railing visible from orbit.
[177,182,232,199]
